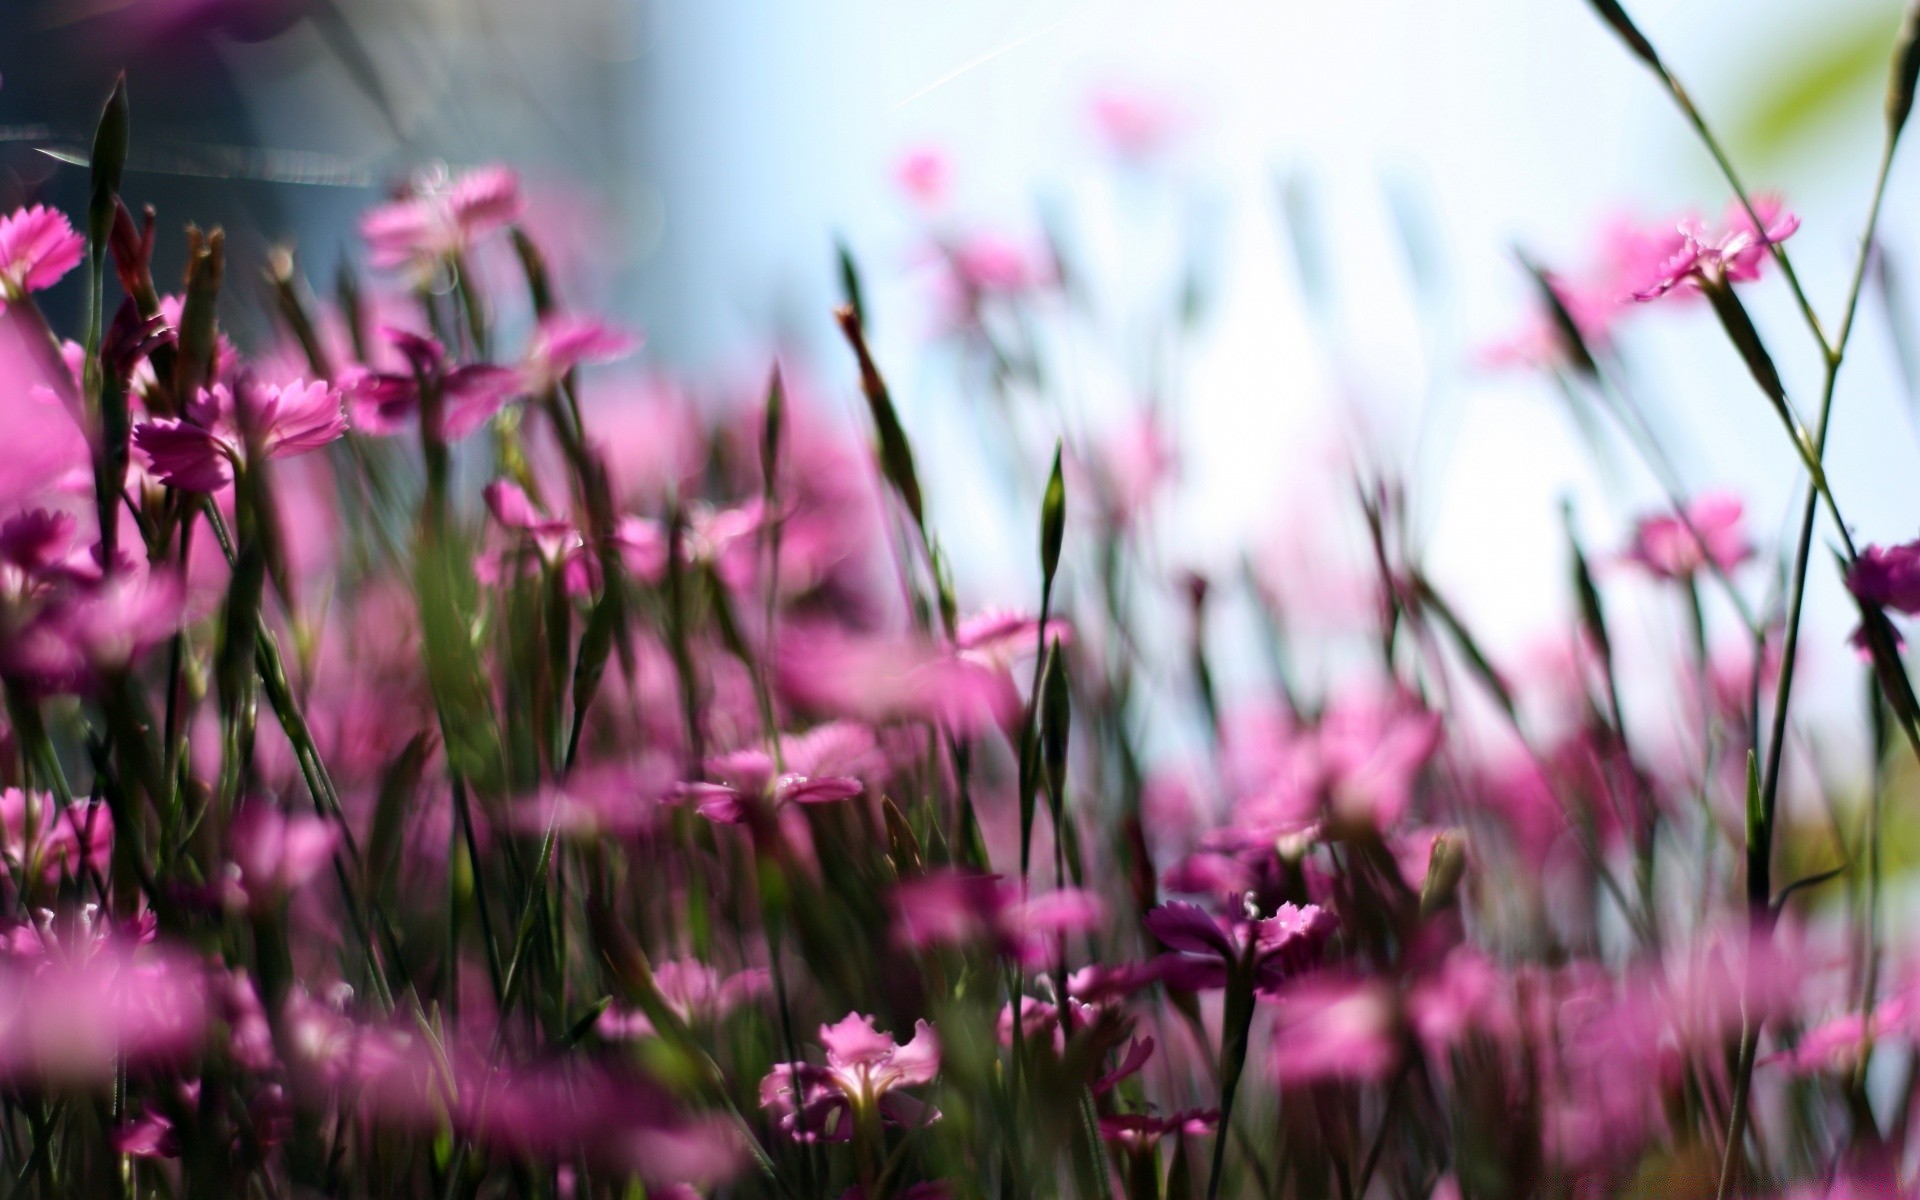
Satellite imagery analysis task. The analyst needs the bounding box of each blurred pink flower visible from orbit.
[1098,1109,1217,1153]
[0,207,84,312]
[597,959,770,1039]
[229,805,340,902]
[522,314,642,394]
[1848,539,1920,614]
[0,789,111,886]
[760,1013,941,1142]
[1088,85,1186,160]
[1266,975,1399,1084]
[0,944,208,1084]
[892,870,1105,965]
[133,378,345,492]
[894,147,951,210]
[676,745,863,824]
[1622,492,1752,580]
[346,328,520,441]
[360,165,525,273]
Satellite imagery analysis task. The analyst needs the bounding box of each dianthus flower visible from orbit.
[132,378,346,492]
[892,870,1104,965]
[346,328,520,441]
[1621,492,1752,580]
[596,959,769,1039]
[520,314,641,394]
[759,1013,940,1142]
[1848,539,1920,614]
[1146,899,1334,993]
[359,164,524,274]
[1629,196,1800,301]
[677,746,863,825]
[0,206,84,313]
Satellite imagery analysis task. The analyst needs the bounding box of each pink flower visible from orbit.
[522,314,642,394]
[1145,900,1334,993]
[132,378,346,492]
[0,789,111,885]
[894,147,951,210]
[759,1013,941,1142]
[346,328,520,441]
[0,944,209,1084]
[892,870,1105,965]
[1099,1109,1217,1153]
[1088,85,1185,160]
[1622,492,1752,580]
[359,165,525,273]
[1629,196,1800,301]
[0,567,184,696]
[596,959,770,1039]
[1848,539,1920,614]
[676,746,863,824]
[0,207,85,311]
[1266,975,1400,1084]
[229,805,340,902]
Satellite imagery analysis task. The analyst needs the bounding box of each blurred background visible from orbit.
[3,0,1915,752]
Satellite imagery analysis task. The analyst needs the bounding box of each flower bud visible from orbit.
[1040,441,1066,592]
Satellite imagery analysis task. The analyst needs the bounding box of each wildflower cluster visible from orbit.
[0,4,1919,1194]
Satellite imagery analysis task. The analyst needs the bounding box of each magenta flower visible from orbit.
[1629,196,1800,301]
[1266,975,1400,1084]
[1099,1109,1217,1153]
[891,870,1105,966]
[521,314,642,394]
[1848,539,1920,614]
[676,746,863,824]
[1146,900,1334,993]
[0,943,208,1084]
[0,789,111,886]
[759,1013,940,1142]
[596,959,770,1039]
[132,378,346,492]
[345,328,520,441]
[1621,492,1752,580]
[0,565,184,696]
[0,206,85,313]
[359,165,525,273]
[229,805,340,903]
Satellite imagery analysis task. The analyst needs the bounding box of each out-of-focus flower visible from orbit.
[894,147,951,210]
[229,805,339,903]
[346,328,520,441]
[0,789,111,886]
[1146,900,1334,992]
[1629,197,1800,301]
[1621,493,1751,580]
[676,746,863,825]
[1088,85,1186,161]
[892,870,1105,965]
[760,1013,941,1142]
[1848,539,1920,614]
[521,315,642,394]
[1266,975,1400,1083]
[360,165,525,274]
[0,943,208,1084]
[597,959,770,1039]
[133,379,346,493]
[1099,1109,1217,1153]
[0,564,185,696]
[0,207,84,313]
